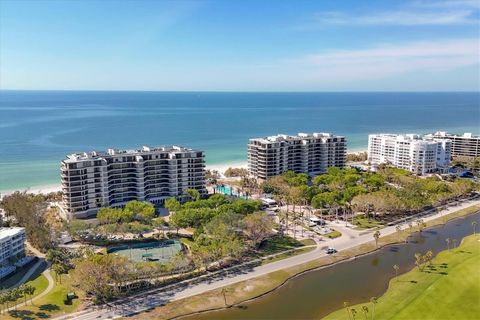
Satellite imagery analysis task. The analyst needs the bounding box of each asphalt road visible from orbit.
[56,197,480,320]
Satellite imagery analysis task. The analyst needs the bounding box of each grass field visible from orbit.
[5,273,49,308]
[260,246,316,265]
[3,272,81,320]
[323,230,342,239]
[1,261,47,289]
[353,215,384,229]
[324,234,480,320]
[257,235,307,255]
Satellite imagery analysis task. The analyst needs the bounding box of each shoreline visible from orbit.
[0,184,62,198]
[0,161,249,197]
[0,150,367,197]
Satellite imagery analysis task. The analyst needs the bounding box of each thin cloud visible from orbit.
[306,0,479,27]
[315,10,476,26]
[276,38,479,83]
[410,0,480,9]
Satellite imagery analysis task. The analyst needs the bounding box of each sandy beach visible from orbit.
[1,151,371,197]
[0,162,249,198]
[0,184,62,198]
[206,161,248,173]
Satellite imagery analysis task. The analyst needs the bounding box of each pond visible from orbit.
[186,212,479,320]
[107,239,182,263]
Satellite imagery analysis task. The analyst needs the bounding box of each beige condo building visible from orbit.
[61,146,205,218]
[427,132,479,158]
[248,132,347,180]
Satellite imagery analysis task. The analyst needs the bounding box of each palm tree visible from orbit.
[344,203,349,226]
[220,287,233,307]
[395,225,401,241]
[0,291,6,315]
[446,238,450,250]
[10,288,22,310]
[23,285,35,305]
[373,230,381,248]
[425,250,434,266]
[19,284,27,306]
[3,290,12,312]
[361,305,369,320]
[351,308,358,320]
[344,301,352,320]
[289,188,303,240]
[415,253,423,271]
[370,297,378,320]
[472,221,478,236]
[416,219,425,233]
[393,264,399,280]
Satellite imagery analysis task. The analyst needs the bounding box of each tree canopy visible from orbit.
[97,201,156,225]
[0,192,53,252]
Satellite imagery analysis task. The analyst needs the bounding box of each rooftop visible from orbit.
[0,227,25,239]
[431,132,479,139]
[63,145,202,163]
[250,132,342,144]
[370,133,448,143]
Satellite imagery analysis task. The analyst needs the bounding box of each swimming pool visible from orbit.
[215,185,249,199]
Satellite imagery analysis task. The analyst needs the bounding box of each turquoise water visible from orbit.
[0,91,479,192]
[215,185,249,199]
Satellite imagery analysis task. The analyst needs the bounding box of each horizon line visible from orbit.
[1,89,479,94]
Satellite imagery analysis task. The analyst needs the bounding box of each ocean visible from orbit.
[0,91,479,192]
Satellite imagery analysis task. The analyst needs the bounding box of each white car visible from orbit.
[325,247,337,254]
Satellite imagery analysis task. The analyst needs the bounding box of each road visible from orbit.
[56,197,480,320]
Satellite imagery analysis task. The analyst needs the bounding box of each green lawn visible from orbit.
[353,215,384,229]
[300,238,316,246]
[324,234,480,320]
[323,230,342,239]
[261,246,316,265]
[1,261,47,289]
[5,272,81,320]
[5,273,50,308]
[257,235,306,255]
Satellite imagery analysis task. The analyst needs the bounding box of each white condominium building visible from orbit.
[0,227,26,266]
[427,132,479,158]
[61,146,206,218]
[248,132,346,180]
[368,134,451,175]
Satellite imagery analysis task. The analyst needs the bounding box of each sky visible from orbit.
[0,0,479,91]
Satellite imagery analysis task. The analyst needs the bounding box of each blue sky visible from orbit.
[0,0,479,91]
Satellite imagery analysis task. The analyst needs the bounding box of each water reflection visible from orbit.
[185,212,479,320]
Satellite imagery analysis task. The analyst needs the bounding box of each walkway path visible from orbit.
[25,242,46,258]
[6,242,55,311]
[6,241,48,289]
[57,197,480,320]
[7,259,44,289]
[6,266,54,312]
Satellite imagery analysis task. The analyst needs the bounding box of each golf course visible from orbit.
[324,233,480,319]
